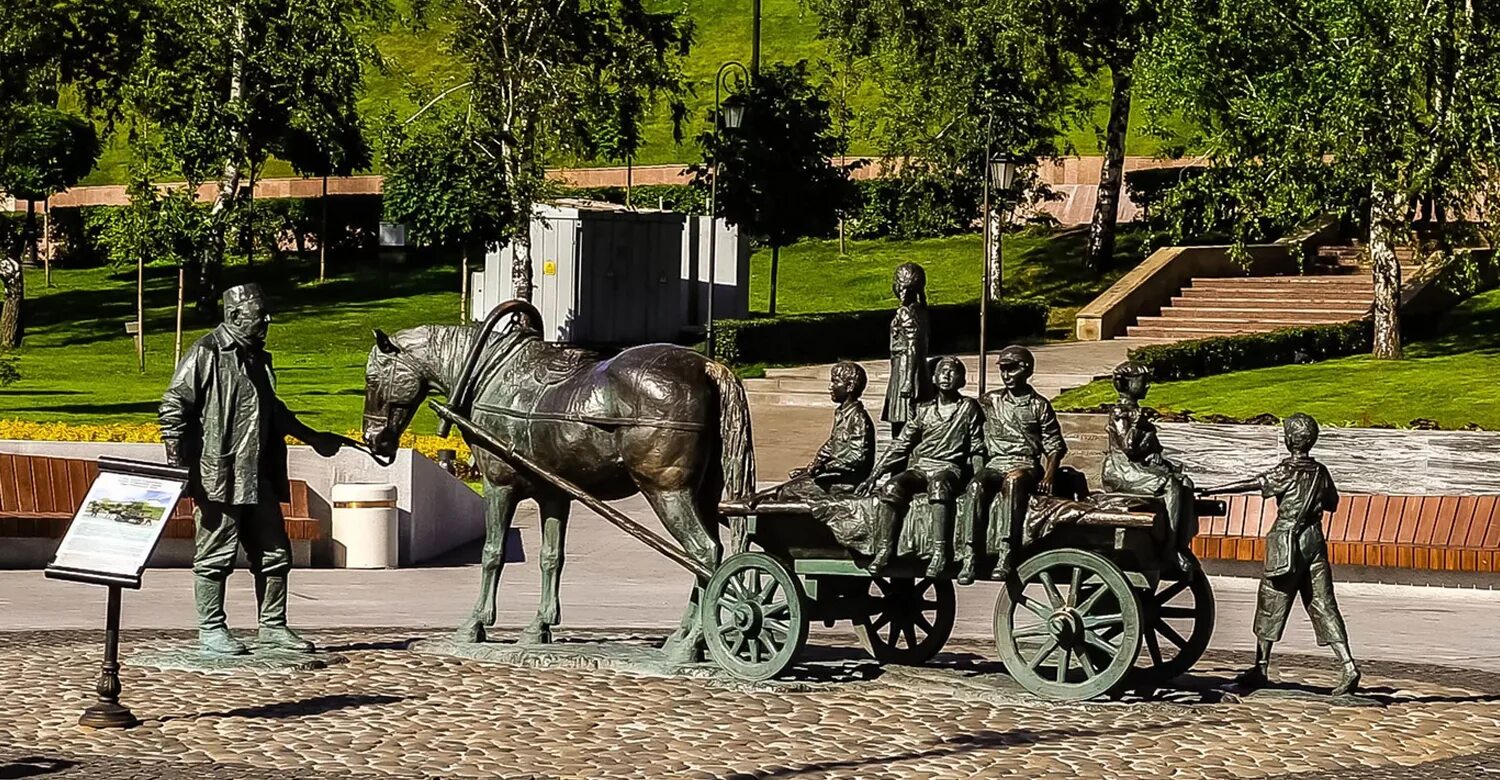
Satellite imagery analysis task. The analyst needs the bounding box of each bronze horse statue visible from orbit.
[362,299,755,661]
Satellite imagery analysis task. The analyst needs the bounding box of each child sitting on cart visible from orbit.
[782,362,876,498]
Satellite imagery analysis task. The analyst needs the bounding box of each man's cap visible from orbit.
[223,283,265,308]
[996,345,1034,367]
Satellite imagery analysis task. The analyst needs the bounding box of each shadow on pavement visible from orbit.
[0,758,79,780]
[721,719,1229,779]
[164,694,405,721]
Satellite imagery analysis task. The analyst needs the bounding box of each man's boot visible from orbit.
[1236,639,1273,688]
[924,503,952,578]
[195,574,247,656]
[1330,641,1361,696]
[255,574,315,653]
[867,502,899,573]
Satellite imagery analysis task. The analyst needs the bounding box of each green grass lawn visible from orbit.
[79,1,1185,185]
[1,227,1140,429]
[747,226,1151,336]
[2,257,460,432]
[1054,289,1500,429]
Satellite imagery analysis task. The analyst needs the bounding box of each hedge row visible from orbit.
[1127,320,1373,382]
[712,298,1049,366]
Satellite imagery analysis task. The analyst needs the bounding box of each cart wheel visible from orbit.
[703,552,808,681]
[993,548,1143,701]
[1135,552,1215,685]
[855,577,956,665]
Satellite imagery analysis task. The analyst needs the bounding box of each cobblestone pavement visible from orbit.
[4,629,1500,779]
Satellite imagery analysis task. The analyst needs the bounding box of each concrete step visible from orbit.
[1125,324,1299,339]
[1146,307,1374,322]
[1168,296,1372,312]
[1188,276,1376,288]
[1135,314,1360,328]
[1175,289,1374,304]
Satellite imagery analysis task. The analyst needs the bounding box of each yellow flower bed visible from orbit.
[0,420,473,476]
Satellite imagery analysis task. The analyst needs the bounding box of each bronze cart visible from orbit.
[711,487,1225,701]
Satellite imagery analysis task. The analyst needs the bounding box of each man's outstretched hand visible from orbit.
[309,431,346,458]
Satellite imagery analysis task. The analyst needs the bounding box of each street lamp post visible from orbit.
[706,61,748,361]
[978,144,1017,396]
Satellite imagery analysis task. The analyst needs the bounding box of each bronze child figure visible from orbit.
[786,361,875,496]
[1202,413,1360,695]
[1103,362,1198,574]
[963,345,1066,584]
[159,283,346,656]
[882,262,930,438]
[860,356,984,576]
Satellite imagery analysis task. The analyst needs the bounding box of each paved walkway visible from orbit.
[6,501,1500,673]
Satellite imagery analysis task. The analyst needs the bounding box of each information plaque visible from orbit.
[42,457,190,729]
[45,458,189,590]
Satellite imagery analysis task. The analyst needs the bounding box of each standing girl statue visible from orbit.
[883,262,931,437]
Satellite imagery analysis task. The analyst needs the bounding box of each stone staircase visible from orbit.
[1123,244,1422,341]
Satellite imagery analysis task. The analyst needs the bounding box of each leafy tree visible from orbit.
[0,106,99,347]
[1141,0,1500,358]
[389,0,693,302]
[1013,0,1163,272]
[0,0,132,348]
[809,0,1091,299]
[381,103,513,319]
[691,62,858,316]
[121,0,386,316]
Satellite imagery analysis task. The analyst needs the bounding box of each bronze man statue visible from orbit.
[1202,413,1360,695]
[881,262,930,438]
[1103,362,1198,574]
[786,361,875,496]
[159,284,345,656]
[962,345,1065,584]
[860,356,984,576]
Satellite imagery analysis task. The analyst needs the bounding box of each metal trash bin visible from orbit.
[331,483,399,568]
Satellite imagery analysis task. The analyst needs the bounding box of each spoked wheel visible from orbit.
[993,548,1143,701]
[855,577,957,665]
[1135,552,1215,685]
[702,552,809,681]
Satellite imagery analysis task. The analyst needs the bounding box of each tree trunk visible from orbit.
[769,244,781,316]
[136,253,145,373]
[0,249,21,349]
[318,175,328,282]
[461,243,475,322]
[1369,183,1405,360]
[986,197,1004,300]
[510,234,533,302]
[41,198,51,288]
[0,204,35,348]
[174,265,186,366]
[1086,64,1134,273]
[202,0,248,316]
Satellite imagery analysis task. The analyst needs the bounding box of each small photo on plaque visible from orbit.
[48,461,189,586]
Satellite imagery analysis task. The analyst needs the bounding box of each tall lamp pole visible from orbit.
[706,61,748,361]
[978,145,1016,396]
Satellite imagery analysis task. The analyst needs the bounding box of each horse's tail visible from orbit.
[705,359,756,500]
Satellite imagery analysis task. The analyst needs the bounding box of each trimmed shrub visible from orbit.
[713,298,1049,366]
[1127,320,1373,381]
[846,175,979,241]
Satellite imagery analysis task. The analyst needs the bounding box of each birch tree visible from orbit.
[1141,0,1500,358]
[389,0,693,301]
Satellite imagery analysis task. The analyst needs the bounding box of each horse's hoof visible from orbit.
[662,638,704,665]
[518,624,552,645]
[454,622,487,644]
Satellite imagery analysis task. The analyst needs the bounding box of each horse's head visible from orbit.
[363,328,427,458]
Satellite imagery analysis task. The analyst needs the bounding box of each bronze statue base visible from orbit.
[128,647,347,673]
